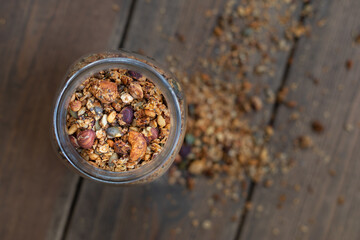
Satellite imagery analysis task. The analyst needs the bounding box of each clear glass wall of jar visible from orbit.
[52,50,187,185]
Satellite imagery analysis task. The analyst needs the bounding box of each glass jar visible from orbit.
[52,50,187,185]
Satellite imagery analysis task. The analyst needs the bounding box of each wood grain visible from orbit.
[239,0,360,239]
[65,0,304,239]
[0,0,132,239]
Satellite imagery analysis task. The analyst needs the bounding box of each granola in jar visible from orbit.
[66,68,171,172]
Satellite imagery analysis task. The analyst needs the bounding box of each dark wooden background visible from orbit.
[1,0,359,239]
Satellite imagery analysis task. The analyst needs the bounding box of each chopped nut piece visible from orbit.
[120,93,134,103]
[69,100,82,112]
[129,82,144,99]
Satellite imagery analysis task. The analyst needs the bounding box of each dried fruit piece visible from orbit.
[91,81,118,103]
[128,70,142,80]
[128,83,143,99]
[128,131,147,162]
[77,130,96,149]
[119,106,134,125]
[69,100,82,112]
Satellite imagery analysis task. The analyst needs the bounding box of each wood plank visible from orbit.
[0,0,132,239]
[65,0,305,239]
[239,0,360,239]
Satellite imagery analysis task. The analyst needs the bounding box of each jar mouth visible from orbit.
[53,58,182,184]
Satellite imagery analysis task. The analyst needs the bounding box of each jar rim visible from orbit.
[53,57,182,184]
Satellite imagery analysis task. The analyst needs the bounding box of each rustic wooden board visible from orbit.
[239,0,360,239]
[0,0,132,239]
[65,0,304,239]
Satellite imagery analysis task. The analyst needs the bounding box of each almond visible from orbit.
[128,131,147,162]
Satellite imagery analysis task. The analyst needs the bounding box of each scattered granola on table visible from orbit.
[66,68,170,171]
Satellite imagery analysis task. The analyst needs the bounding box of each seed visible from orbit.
[67,124,78,135]
[144,109,156,118]
[100,114,108,127]
[157,115,166,127]
[106,127,123,138]
[107,111,117,123]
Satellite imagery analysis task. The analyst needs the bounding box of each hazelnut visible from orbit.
[157,115,166,127]
[77,130,96,149]
[69,100,82,112]
[128,83,143,99]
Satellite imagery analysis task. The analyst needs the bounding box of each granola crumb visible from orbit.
[337,196,345,205]
[202,220,212,230]
[311,120,324,133]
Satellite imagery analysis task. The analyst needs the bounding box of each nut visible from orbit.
[128,83,143,99]
[128,131,147,162]
[69,100,82,112]
[157,115,166,127]
[119,106,134,125]
[144,109,156,118]
[149,127,159,140]
[107,111,117,123]
[91,80,118,103]
[67,124,78,135]
[120,93,134,103]
[69,136,79,148]
[77,130,96,149]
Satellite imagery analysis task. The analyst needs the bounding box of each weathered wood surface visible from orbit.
[64,0,303,239]
[239,0,360,239]
[0,0,132,239]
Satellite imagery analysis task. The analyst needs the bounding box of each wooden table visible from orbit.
[1,0,359,239]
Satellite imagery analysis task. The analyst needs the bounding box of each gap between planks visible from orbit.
[233,1,312,239]
[59,1,138,239]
